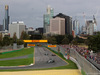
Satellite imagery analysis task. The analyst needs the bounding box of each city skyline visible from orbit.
[0,0,100,30]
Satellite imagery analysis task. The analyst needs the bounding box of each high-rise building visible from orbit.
[73,19,80,35]
[0,25,3,31]
[93,15,97,32]
[43,5,54,34]
[53,13,72,35]
[9,21,25,39]
[85,15,97,35]
[4,5,9,31]
[50,17,65,35]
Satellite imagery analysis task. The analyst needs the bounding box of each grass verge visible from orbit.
[0,47,34,59]
[81,69,86,75]
[0,46,77,71]
[0,57,33,66]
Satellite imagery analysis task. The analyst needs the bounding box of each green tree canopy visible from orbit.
[48,36,57,44]
[87,33,100,52]
[20,31,29,40]
[61,37,69,44]
[13,32,17,43]
[3,36,10,46]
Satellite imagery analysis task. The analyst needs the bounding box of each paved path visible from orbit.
[0,55,29,61]
[0,69,82,75]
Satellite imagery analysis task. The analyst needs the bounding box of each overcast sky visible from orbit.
[0,0,100,30]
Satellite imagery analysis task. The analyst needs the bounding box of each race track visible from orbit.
[0,47,67,70]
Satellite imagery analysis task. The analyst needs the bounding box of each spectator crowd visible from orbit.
[61,45,100,64]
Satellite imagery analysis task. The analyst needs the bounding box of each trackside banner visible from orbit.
[23,40,48,43]
[48,45,56,47]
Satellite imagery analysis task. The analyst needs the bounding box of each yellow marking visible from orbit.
[48,45,56,47]
[0,69,82,75]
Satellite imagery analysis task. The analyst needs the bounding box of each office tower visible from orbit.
[73,19,80,35]
[43,5,54,34]
[0,25,3,31]
[53,13,72,35]
[86,20,94,35]
[85,15,97,35]
[9,21,25,39]
[93,15,97,32]
[81,26,86,34]
[50,17,65,35]
[4,5,9,30]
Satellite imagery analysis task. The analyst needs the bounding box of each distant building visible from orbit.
[54,13,72,35]
[0,25,3,31]
[81,26,86,34]
[50,17,65,35]
[3,5,10,31]
[36,27,43,34]
[9,21,25,39]
[73,19,80,35]
[0,30,10,37]
[26,27,34,35]
[85,15,97,35]
[43,5,54,34]
[72,30,75,38]
[86,20,94,35]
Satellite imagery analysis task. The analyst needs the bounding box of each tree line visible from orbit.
[0,30,100,52]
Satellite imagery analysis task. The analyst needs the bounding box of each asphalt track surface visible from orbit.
[0,47,67,70]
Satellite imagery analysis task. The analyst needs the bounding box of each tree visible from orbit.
[3,36,10,46]
[0,33,3,46]
[87,34,100,52]
[0,33,2,41]
[67,34,73,43]
[42,35,47,40]
[13,32,17,43]
[48,36,57,44]
[71,39,78,45]
[61,37,69,44]
[55,35,65,44]
[30,34,42,40]
[20,31,29,40]
[17,40,24,45]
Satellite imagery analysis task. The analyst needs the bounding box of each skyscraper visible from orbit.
[73,19,80,35]
[50,17,65,35]
[85,15,97,35]
[4,5,9,31]
[53,13,72,35]
[43,5,54,34]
